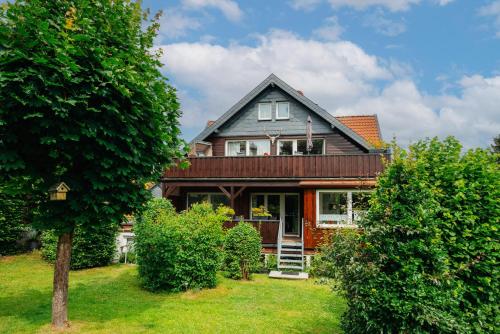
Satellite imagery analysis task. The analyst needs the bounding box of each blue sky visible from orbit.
[143,0,500,148]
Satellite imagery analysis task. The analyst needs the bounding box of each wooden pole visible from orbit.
[51,231,73,329]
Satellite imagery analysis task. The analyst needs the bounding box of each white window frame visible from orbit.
[258,102,272,120]
[277,138,326,155]
[275,102,290,120]
[316,189,371,228]
[186,192,229,209]
[225,139,271,156]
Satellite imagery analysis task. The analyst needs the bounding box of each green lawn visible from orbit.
[0,253,345,334]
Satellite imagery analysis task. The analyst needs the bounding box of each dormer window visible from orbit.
[258,103,272,120]
[276,102,290,120]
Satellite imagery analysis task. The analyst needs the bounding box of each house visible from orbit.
[162,74,389,273]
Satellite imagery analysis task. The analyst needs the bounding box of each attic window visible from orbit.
[276,102,289,119]
[258,103,272,120]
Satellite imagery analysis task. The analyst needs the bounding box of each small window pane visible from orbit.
[258,103,272,120]
[227,141,246,156]
[352,192,370,222]
[277,102,289,119]
[297,140,307,155]
[251,195,265,217]
[310,139,324,155]
[319,192,348,225]
[267,195,280,220]
[248,140,270,156]
[211,194,230,209]
[279,141,293,155]
[188,194,209,207]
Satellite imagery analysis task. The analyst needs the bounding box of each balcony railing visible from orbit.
[163,153,389,179]
[223,220,280,246]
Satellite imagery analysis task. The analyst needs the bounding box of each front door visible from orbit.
[250,193,300,236]
[283,194,300,236]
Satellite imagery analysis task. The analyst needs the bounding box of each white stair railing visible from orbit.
[277,217,283,271]
[301,218,304,270]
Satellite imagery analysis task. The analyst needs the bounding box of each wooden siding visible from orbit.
[163,153,387,179]
[216,86,332,137]
[303,189,334,249]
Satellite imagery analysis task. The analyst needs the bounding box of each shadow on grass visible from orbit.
[0,268,158,328]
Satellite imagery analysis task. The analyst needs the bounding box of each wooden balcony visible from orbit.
[223,220,280,246]
[163,153,389,180]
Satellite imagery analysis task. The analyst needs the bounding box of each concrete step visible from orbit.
[279,265,303,270]
[279,254,303,258]
[280,259,303,264]
[269,270,309,280]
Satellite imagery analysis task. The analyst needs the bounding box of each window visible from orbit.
[248,140,271,156]
[227,141,246,156]
[250,194,280,220]
[276,102,289,119]
[226,140,270,156]
[258,103,272,120]
[316,190,371,227]
[278,139,325,155]
[187,193,229,210]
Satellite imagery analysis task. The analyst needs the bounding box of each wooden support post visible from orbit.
[230,186,235,209]
[217,186,231,199]
[164,186,178,198]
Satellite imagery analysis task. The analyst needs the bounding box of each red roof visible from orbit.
[335,115,382,147]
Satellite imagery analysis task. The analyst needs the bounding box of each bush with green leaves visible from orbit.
[329,137,499,334]
[135,199,226,292]
[0,196,26,255]
[41,222,118,270]
[223,223,262,280]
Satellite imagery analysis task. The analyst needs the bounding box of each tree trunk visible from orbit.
[51,231,73,329]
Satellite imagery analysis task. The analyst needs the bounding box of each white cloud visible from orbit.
[436,0,454,5]
[290,0,322,11]
[158,30,499,148]
[478,1,500,38]
[363,10,406,36]
[336,76,500,148]
[182,0,243,22]
[157,8,201,41]
[313,16,344,41]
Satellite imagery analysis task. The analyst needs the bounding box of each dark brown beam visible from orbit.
[163,181,301,188]
[217,185,231,199]
[233,186,247,199]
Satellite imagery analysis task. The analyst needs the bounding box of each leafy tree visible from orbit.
[492,134,500,153]
[223,222,262,280]
[328,137,499,333]
[0,0,183,328]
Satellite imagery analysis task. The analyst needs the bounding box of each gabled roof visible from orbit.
[336,115,382,147]
[193,73,375,151]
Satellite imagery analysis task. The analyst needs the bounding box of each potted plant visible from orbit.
[251,205,272,220]
[217,205,236,220]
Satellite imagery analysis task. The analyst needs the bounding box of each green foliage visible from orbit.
[309,229,360,282]
[0,180,37,255]
[223,223,262,280]
[40,222,117,270]
[135,199,226,292]
[0,0,184,235]
[330,137,499,334]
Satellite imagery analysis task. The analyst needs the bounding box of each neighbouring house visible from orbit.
[162,74,389,272]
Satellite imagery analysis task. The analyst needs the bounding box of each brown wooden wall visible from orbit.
[303,188,335,249]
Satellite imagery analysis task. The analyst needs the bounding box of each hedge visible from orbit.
[135,199,226,292]
[223,222,262,280]
[41,222,118,270]
[328,137,499,334]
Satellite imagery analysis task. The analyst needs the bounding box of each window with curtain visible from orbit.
[227,141,246,156]
[316,190,372,227]
[276,102,289,119]
[258,103,272,120]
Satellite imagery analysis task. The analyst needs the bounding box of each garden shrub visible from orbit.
[223,222,262,280]
[0,196,26,255]
[41,222,118,270]
[135,199,226,292]
[329,137,499,334]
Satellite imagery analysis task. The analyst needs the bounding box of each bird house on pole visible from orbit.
[48,182,70,201]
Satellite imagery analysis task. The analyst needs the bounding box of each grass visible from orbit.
[0,253,345,334]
